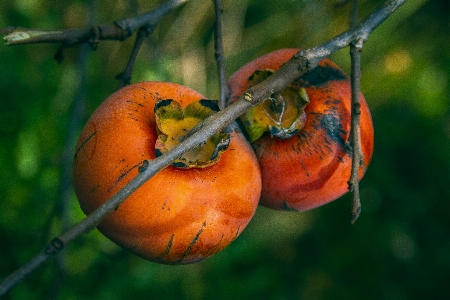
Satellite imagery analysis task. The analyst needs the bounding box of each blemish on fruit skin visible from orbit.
[274,110,349,192]
[129,197,171,256]
[176,222,207,263]
[294,64,347,87]
[125,100,145,122]
[128,114,139,121]
[89,185,100,194]
[296,130,316,157]
[309,110,348,151]
[161,199,168,210]
[232,225,242,241]
[324,99,341,106]
[143,234,175,264]
[136,86,149,93]
[125,99,144,107]
[284,147,296,163]
[205,233,224,257]
[289,150,343,193]
[158,234,174,260]
[323,137,334,153]
[73,129,97,160]
[107,160,147,192]
[299,160,309,176]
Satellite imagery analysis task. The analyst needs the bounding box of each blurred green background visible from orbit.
[1,0,449,299]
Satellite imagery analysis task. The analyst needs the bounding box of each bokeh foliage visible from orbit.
[1,0,449,299]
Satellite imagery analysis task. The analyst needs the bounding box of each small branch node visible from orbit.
[3,30,30,45]
[353,102,361,115]
[142,25,155,36]
[347,180,354,192]
[353,38,365,50]
[244,92,254,102]
[114,20,134,41]
[44,238,65,255]
[88,26,101,50]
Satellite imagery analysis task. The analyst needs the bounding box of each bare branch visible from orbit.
[212,0,229,109]
[116,25,155,89]
[1,0,187,46]
[0,0,407,296]
[348,0,363,224]
[349,38,364,224]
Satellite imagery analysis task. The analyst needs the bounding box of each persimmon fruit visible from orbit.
[228,48,374,212]
[72,81,262,264]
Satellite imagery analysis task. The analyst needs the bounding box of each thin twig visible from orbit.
[2,0,188,59]
[349,38,364,224]
[116,25,155,90]
[348,0,363,224]
[0,0,408,296]
[212,0,229,109]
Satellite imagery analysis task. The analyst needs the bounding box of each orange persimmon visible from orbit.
[228,48,374,212]
[73,81,261,264]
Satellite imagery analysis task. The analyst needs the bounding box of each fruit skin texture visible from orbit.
[228,49,374,212]
[72,81,262,264]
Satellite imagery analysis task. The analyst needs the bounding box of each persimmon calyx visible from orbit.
[240,70,310,142]
[154,99,230,168]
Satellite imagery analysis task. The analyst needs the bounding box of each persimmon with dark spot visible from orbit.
[72,81,261,264]
[227,48,374,212]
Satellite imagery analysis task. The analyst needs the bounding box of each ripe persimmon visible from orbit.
[72,81,261,264]
[228,48,374,212]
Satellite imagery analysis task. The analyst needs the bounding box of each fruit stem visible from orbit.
[267,92,286,127]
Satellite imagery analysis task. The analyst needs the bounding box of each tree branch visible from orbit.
[349,38,364,224]
[1,0,187,46]
[348,0,364,224]
[115,25,155,89]
[0,0,407,296]
[212,0,229,109]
